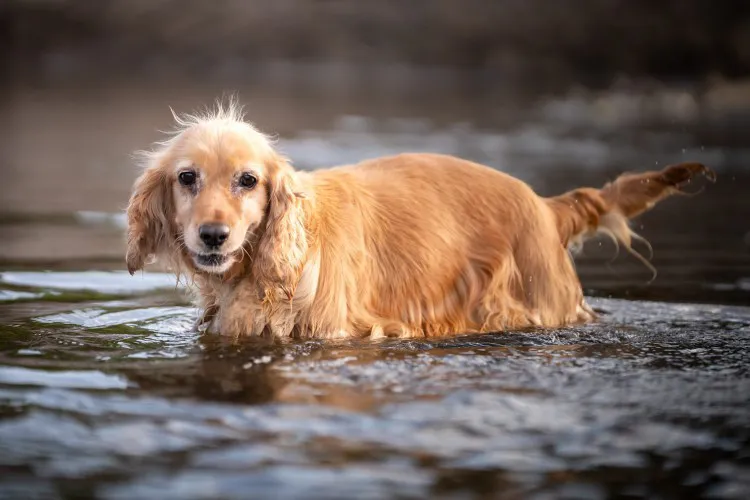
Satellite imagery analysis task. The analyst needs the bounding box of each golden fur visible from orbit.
[126,100,715,339]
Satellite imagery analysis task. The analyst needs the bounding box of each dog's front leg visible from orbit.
[207,287,269,337]
[195,304,219,333]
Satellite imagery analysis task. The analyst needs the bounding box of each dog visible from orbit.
[125,100,714,339]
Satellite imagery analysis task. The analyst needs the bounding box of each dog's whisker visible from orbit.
[240,245,252,263]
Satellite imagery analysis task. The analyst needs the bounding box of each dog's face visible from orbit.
[127,103,308,304]
[170,124,271,274]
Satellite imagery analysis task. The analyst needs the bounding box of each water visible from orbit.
[1,84,750,499]
[1,271,749,499]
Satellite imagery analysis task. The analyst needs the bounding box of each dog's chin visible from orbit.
[190,251,237,274]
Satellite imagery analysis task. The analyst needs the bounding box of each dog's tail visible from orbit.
[546,162,715,276]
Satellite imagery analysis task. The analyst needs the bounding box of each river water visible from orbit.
[1,83,749,499]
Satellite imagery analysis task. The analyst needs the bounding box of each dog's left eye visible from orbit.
[239,173,258,189]
[178,171,197,186]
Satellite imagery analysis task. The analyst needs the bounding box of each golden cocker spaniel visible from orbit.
[126,100,714,339]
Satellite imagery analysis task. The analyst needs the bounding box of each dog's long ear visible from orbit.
[126,159,174,275]
[254,155,307,304]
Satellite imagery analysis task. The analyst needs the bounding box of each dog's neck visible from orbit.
[189,208,317,332]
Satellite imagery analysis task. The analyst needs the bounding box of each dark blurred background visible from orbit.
[1,0,749,302]
[4,0,750,86]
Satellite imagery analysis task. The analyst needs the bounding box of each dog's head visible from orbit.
[126,99,307,297]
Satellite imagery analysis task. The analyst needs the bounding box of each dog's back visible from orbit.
[296,153,712,338]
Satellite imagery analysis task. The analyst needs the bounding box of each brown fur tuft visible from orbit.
[546,162,715,278]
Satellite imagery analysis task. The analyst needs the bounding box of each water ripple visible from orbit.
[1,275,749,498]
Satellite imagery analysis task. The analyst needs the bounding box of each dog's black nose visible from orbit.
[199,223,230,248]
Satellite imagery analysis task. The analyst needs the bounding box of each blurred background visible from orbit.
[2,0,749,302]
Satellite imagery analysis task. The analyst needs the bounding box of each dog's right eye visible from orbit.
[178,171,197,186]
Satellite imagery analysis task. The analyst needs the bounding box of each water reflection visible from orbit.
[0,274,749,497]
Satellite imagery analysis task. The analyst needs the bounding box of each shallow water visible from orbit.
[2,84,750,499]
[1,269,750,499]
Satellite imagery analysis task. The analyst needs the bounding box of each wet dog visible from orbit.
[126,100,714,338]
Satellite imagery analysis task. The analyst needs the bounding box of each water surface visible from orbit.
[1,270,749,499]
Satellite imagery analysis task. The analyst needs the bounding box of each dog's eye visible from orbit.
[239,172,258,189]
[178,171,197,186]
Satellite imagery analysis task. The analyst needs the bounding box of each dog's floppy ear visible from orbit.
[125,160,174,275]
[253,155,308,304]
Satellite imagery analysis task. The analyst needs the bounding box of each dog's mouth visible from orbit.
[189,251,236,272]
[193,252,228,266]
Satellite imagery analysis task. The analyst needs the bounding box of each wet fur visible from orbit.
[126,101,714,339]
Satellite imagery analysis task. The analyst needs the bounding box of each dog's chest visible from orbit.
[205,254,321,337]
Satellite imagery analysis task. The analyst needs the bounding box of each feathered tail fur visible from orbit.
[546,162,716,276]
